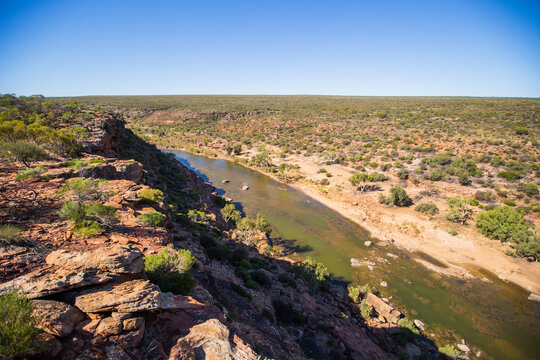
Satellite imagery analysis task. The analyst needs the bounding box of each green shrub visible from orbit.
[0,224,24,246]
[320,178,330,185]
[292,256,329,291]
[498,170,522,182]
[360,299,371,319]
[415,202,439,215]
[4,141,47,167]
[89,158,105,164]
[0,291,41,358]
[424,168,447,181]
[15,166,46,181]
[138,210,164,227]
[220,203,242,225]
[71,222,102,237]
[446,197,474,224]
[255,213,272,235]
[397,169,409,180]
[503,199,516,206]
[64,159,87,170]
[272,299,306,325]
[347,285,360,303]
[474,191,494,202]
[232,248,248,261]
[397,317,419,335]
[145,246,196,295]
[518,183,539,197]
[360,283,372,294]
[250,270,272,286]
[438,345,460,359]
[137,188,164,203]
[230,283,252,300]
[388,186,412,207]
[207,245,232,261]
[58,201,116,236]
[261,308,274,322]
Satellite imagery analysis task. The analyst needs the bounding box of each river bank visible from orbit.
[168,146,540,295]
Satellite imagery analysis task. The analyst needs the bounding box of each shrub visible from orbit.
[145,246,196,295]
[71,222,102,237]
[221,203,242,225]
[397,169,409,180]
[0,291,41,358]
[272,299,306,325]
[438,345,460,359]
[15,166,46,181]
[138,211,164,227]
[388,186,412,207]
[137,188,164,203]
[498,170,522,182]
[517,183,539,197]
[397,317,419,335]
[64,159,87,170]
[424,168,447,181]
[262,308,274,322]
[250,270,272,286]
[207,245,232,261]
[3,141,47,167]
[415,202,439,215]
[503,199,516,206]
[320,178,329,185]
[474,191,494,202]
[232,248,248,261]
[347,285,360,303]
[360,299,371,319]
[230,283,252,300]
[446,197,474,224]
[255,213,272,235]
[58,201,116,236]
[0,224,24,246]
[292,256,329,291]
[60,178,103,202]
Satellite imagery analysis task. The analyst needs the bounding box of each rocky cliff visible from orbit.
[0,114,443,359]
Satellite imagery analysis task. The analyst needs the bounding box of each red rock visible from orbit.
[33,299,85,337]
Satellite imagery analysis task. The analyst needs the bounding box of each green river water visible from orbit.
[171,150,539,360]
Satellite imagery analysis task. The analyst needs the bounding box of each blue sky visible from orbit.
[1,0,539,97]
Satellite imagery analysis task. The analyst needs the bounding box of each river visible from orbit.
[170,150,539,360]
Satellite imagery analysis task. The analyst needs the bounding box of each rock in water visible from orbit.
[241,185,249,190]
[364,241,373,247]
[528,293,540,302]
[414,319,425,331]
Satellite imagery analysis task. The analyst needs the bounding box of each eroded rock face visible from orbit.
[33,300,85,337]
[169,319,232,360]
[77,160,144,183]
[0,245,144,299]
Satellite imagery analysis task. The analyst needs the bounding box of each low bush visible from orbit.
[0,224,24,246]
[0,291,41,358]
[498,170,522,182]
[250,270,272,286]
[232,248,248,261]
[207,245,232,261]
[474,191,494,202]
[292,256,329,291]
[272,299,306,325]
[397,317,419,335]
[230,283,252,300]
[360,299,371,319]
[415,202,439,215]
[518,183,539,197]
[445,197,474,224]
[438,345,460,359]
[380,186,412,207]
[3,141,47,167]
[137,188,164,203]
[144,246,196,295]
[138,210,164,227]
[347,285,360,303]
[64,159,87,170]
[16,166,46,181]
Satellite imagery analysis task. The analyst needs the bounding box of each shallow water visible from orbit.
[171,150,540,360]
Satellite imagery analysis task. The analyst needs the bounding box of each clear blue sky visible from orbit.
[1,0,539,97]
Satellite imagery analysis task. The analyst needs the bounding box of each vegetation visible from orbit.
[272,299,307,325]
[0,291,41,358]
[138,210,164,227]
[438,345,461,359]
[415,202,439,215]
[347,285,360,303]
[476,206,539,259]
[292,256,329,291]
[137,188,164,203]
[0,224,24,247]
[379,186,412,207]
[445,198,474,225]
[15,166,47,181]
[144,246,196,295]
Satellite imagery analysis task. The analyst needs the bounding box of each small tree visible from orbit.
[255,213,272,235]
[221,203,241,227]
[237,216,258,245]
[4,141,47,167]
[446,197,474,224]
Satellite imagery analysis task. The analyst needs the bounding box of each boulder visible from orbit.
[169,319,233,360]
[33,300,85,337]
[123,317,144,331]
[414,319,425,331]
[365,293,402,324]
[75,280,162,313]
[0,245,144,299]
[364,241,373,247]
[117,324,145,350]
[528,293,540,302]
[95,317,123,336]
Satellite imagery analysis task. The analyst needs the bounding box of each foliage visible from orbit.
[415,202,439,215]
[349,172,386,191]
[230,283,252,300]
[16,166,47,181]
[221,203,242,225]
[207,245,232,261]
[138,210,164,227]
[397,317,419,335]
[438,345,460,359]
[292,256,329,291]
[3,141,47,167]
[137,188,164,203]
[0,291,41,358]
[272,299,307,325]
[58,200,116,236]
[474,191,493,202]
[446,197,474,224]
[476,206,539,259]
[360,299,371,319]
[255,213,272,235]
[517,183,539,197]
[347,285,360,303]
[380,186,412,207]
[64,159,87,170]
[250,270,272,286]
[144,246,196,295]
[0,224,24,247]
[498,170,522,182]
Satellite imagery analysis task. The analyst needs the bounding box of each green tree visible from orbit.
[255,213,272,235]
[221,203,242,226]
[446,197,474,224]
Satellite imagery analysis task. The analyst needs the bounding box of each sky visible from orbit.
[0,0,539,97]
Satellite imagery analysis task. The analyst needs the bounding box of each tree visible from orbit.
[446,197,474,224]
[233,144,242,155]
[220,203,241,227]
[3,141,47,167]
[255,213,272,235]
[349,172,386,192]
[237,216,258,245]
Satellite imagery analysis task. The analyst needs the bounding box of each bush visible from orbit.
[138,211,164,227]
[347,285,360,303]
[250,270,272,286]
[415,202,439,215]
[424,168,447,181]
[518,183,539,197]
[292,256,329,291]
[474,191,494,202]
[58,201,116,236]
[446,197,474,224]
[137,188,164,203]
[503,199,516,206]
[0,224,24,246]
[272,299,306,325]
[397,169,409,180]
[230,283,252,300]
[397,317,419,335]
[207,245,232,261]
[145,246,196,295]
[389,186,412,207]
[360,299,371,319]
[498,170,522,182]
[3,141,47,167]
[255,213,272,235]
[0,291,41,358]
[438,345,460,359]
[64,159,87,170]
[320,178,330,185]
[232,248,248,262]
[15,166,46,181]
